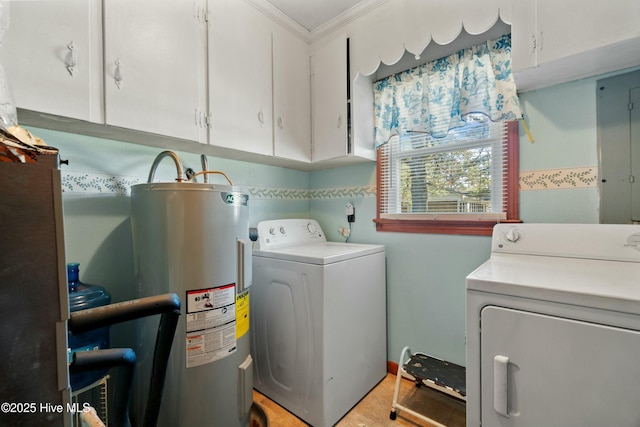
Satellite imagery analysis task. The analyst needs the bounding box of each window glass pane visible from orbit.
[381,114,506,216]
[399,145,494,213]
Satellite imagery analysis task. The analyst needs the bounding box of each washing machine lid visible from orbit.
[253,241,384,264]
[466,224,640,315]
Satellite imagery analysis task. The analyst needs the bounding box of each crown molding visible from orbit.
[310,0,390,40]
[245,0,312,42]
[246,0,391,43]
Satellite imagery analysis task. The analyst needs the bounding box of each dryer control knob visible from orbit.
[306,222,317,234]
[269,227,276,236]
[504,229,520,243]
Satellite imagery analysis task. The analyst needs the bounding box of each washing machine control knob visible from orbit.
[306,222,317,234]
[504,229,520,243]
[279,226,286,234]
[269,227,276,236]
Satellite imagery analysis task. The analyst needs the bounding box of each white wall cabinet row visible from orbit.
[1,0,315,165]
[8,0,633,166]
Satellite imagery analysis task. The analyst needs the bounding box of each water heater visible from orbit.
[131,181,252,427]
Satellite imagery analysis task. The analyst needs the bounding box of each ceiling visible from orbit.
[265,0,366,31]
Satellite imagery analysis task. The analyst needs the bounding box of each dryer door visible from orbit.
[480,306,640,427]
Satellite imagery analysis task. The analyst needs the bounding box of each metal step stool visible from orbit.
[390,346,466,426]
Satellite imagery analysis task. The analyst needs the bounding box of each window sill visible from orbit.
[373,218,523,236]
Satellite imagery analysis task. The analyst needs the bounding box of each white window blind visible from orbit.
[378,114,509,220]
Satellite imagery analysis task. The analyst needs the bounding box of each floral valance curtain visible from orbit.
[374,33,522,147]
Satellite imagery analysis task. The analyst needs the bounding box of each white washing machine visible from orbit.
[466,224,640,427]
[251,219,387,427]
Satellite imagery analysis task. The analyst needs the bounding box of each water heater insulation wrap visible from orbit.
[131,182,252,427]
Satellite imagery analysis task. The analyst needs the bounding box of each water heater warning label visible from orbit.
[185,284,236,368]
[236,290,249,339]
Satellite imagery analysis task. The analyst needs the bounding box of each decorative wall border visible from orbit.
[62,168,598,197]
[60,171,377,200]
[519,167,598,191]
[244,186,309,200]
[309,185,377,200]
[61,171,143,195]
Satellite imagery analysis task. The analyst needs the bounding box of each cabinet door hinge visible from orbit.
[194,5,209,23]
[530,33,537,54]
[195,109,211,128]
[630,102,635,111]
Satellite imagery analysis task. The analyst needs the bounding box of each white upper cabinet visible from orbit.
[0,0,103,123]
[510,0,537,73]
[272,24,311,162]
[311,35,348,162]
[512,0,640,91]
[536,0,640,64]
[103,0,208,143]
[208,0,273,156]
[207,0,311,162]
[311,35,375,165]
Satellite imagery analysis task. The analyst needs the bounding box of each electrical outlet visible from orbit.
[346,202,355,223]
[345,202,354,216]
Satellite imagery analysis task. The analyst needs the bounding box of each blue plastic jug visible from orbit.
[67,262,111,391]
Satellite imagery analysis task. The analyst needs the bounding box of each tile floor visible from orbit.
[253,372,466,427]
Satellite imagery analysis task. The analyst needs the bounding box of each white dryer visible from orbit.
[251,219,387,427]
[466,224,640,427]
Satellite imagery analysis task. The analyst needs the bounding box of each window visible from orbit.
[375,118,519,235]
[372,33,522,235]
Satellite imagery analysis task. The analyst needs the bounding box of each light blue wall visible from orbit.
[28,68,612,366]
[518,77,600,223]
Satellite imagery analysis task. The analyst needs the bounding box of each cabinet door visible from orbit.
[311,35,348,162]
[510,0,537,72]
[481,306,640,426]
[632,87,640,221]
[273,26,310,162]
[537,0,640,64]
[0,0,102,123]
[104,0,207,143]
[351,73,375,161]
[208,0,273,156]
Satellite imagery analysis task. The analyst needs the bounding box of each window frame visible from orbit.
[374,121,521,236]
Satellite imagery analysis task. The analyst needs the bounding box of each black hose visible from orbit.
[68,293,181,334]
[144,309,180,427]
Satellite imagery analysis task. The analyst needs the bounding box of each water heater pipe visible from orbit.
[147,150,184,183]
